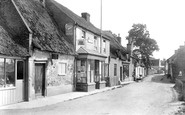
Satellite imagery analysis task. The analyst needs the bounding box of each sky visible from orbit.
[55,0,185,59]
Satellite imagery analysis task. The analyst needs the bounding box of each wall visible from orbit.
[28,50,74,99]
[172,47,185,79]
[76,27,100,52]
[109,58,120,86]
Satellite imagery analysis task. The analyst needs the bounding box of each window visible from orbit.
[17,61,24,79]
[102,39,106,53]
[58,62,67,75]
[114,64,117,76]
[0,58,15,88]
[78,39,85,45]
[94,36,98,50]
[77,60,87,83]
[82,30,86,38]
[0,58,5,88]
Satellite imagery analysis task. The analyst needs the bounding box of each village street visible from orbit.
[0,74,182,115]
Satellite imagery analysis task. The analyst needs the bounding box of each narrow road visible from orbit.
[0,74,181,115]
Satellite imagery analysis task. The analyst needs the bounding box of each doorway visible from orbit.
[120,67,123,81]
[35,63,45,97]
[16,60,25,102]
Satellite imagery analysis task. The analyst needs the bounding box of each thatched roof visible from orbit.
[103,31,128,60]
[13,0,75,55]
[46,0,109,40]
[0,26,29,57]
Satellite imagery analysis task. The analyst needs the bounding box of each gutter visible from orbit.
[11,0,33,55]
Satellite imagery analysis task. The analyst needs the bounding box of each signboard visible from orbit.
[65,23,74,36]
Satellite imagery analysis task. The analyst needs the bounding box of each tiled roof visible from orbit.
[103,31,128,60]
[77,47,107,58]
[46,0,109,40]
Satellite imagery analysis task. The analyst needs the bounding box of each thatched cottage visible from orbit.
[0,0,76,106]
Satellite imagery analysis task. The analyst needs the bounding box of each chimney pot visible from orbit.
[117,35,121,45]
[81,12,90,22]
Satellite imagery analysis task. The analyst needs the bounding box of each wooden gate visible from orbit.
[35,63,45,97]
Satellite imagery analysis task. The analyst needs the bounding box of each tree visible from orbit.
[126,24,159,75]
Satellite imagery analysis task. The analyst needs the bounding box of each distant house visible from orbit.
[149,58,162,74]
[46,0,110,91]
[126,37,146,80]
[0,0,76,106]
[103,31,129,86]
[166,45,185,82]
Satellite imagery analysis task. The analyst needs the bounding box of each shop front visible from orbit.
[76,54,107,92]
[0,57,26,106]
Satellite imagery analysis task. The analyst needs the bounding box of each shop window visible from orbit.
[77,60,87,83]
[123,65,129,79]
[114,64,117,76]
[6,59,15,86]
[0,58,15,88]
[58,62,67,75]
[0,58,5,88]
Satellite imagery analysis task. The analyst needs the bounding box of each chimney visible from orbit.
[117,34,121,44]
[81,12,90,22]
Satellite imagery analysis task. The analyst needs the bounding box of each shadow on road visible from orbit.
[151,74,173,84]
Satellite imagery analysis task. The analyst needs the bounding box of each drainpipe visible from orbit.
[73,22,77,91]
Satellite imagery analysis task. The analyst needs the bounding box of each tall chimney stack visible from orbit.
[116,34,121,44]
[81,12,90,22]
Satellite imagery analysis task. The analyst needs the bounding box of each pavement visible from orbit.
[0,81,134,110]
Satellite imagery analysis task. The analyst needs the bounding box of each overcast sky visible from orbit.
[55,0,185,59]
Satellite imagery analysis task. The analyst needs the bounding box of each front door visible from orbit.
[35,63,45,97]
[120,67,122,81]
[95,60,99,89]
[16,61,25,102]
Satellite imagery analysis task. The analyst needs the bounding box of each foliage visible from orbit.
[126,24,159,71]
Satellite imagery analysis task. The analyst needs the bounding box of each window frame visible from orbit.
[58,62,67,76]
[102,39,106,53]
[94,36,98,50]
[82,30,86,39]
[0,58,16,88]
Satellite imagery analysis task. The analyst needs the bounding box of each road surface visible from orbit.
[0,74,182,115]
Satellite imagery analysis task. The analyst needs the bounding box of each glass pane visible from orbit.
[17,61,24,79]
[0,58,5,88]
[6,59,15,87]
[58,63,66,75]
